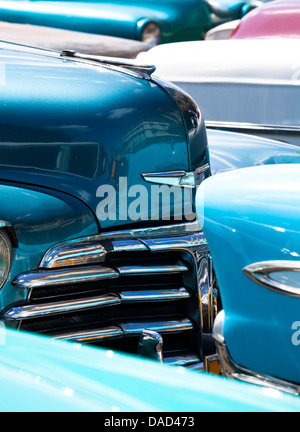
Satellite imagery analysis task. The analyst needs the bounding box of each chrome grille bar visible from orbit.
[121,319,193,336]
[3,294,121,321]
[117,264,189,276]
[52,319,193,343]
[40,242,107,268]
[5,220,212,366]
[119,288,190,302]
[38,220,207,270]
[54,326,124,343]
[3,288,191,321]
[12,266,119,289]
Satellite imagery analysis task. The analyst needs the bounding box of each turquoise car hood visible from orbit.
[1,328,300,412]
[0,41,207,229]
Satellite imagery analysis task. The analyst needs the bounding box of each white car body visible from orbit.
[138,39,300,146]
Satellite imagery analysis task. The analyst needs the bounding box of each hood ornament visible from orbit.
[142,164,210,189]
[61,50,156,79]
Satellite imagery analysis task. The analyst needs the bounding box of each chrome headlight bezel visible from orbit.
[0,229,12,289]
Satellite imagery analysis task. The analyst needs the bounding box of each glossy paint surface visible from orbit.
[0,41,205,230]
[1,328,300,411]
[231,0,300,39]
[207,129,300,175]
[197,164,300,384]
[205,0,268,17]
[0,0,239,43]
[0,184,98,314]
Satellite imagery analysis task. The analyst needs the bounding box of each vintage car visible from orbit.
[205,0,272,40]
[1,328,300,411]
[205,19,241,40]
[231,0,300,39]
[1,40,300,376]
[0,20,151,58]
[138,38,300,147]
[196,164,300,396]
[3,37,300,379]
[0,0,270,45]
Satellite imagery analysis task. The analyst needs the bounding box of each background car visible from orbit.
[138,39,300,146]
[196,164,300,395]
[231,0,300,39]
[0,0,272,45]
[205,0,273,39]
[0,20,150,58]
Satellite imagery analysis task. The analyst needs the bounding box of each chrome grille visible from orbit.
[2,221,216,369]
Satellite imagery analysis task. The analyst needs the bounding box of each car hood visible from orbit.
[0,41,206,229]
[1,328,300,412]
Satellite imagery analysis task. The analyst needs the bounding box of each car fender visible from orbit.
[0,183,98,310]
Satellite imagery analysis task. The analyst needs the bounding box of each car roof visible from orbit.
[231,0,300,39]
[139,39,300,85]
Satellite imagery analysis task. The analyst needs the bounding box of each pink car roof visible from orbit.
[231,0,300,39]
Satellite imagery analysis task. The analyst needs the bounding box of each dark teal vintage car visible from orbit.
[0,40,300,376]
[0,0,267,44]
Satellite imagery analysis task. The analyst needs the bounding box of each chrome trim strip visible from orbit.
[119,288,190,302]
[213,311,300,396]
[141,233,208,253]
[243,260,300,297]
[4,289,190,321]
[142,164,210,189]
[52,319,193,343]
[206,120,300,133]
[109,239,148,253]
[60,50,156,79]
[12,266,119,289]
[39,220,205,269]
[121,319,193,335]
[54,326,124,343]
[40,242,107,268]
[117,263,189,276]
[3,294,121,321]
[127,220,202,237]
[40,238,148,269]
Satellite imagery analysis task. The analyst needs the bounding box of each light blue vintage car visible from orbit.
[0,0,268,45]
[196,164,300,395]
[1,327,300,411]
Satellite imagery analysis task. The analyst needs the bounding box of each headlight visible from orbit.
[141,21,161,45]
[0,230,12,289]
